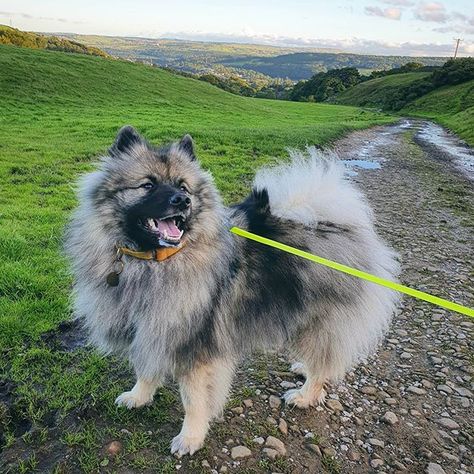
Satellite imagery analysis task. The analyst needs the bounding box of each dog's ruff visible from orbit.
[65,130,400,457]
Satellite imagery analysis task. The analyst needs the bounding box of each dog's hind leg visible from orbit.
[171,358,235,457]
[115,378,161,409]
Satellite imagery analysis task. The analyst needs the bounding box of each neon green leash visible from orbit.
[230,227,474,318]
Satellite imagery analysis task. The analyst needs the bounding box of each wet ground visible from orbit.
[339,119,474,182]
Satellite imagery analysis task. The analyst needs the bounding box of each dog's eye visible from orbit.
[140,182,154,190]
[179,184,189,193]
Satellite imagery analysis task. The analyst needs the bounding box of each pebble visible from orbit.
[230,446,252,459]
[278,418,288,435]
[400,352,412,360]
[368,438,385,448]
[306,444,322,456]
[407,386,427,395]
[253,437,265,445]
[436,418,460,430]
[326,399,344,412]
[106,441,122,456]
[347,450,361,461]
[265,436,287,456]
[361,386,377,395]
[370,458,384,468]
[243,399,253,408]
[262,448,279,460]
[426,462,446,474]
[322,447,336,457]
[269,395,281,409]
[436,385,453,394]
[381,411,398,425]
[280,381,296,389]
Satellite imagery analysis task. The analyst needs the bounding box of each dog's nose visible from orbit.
[169,192,191,209]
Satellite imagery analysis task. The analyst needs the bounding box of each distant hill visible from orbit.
[221,53,444,81]
[333,72,431,108]
[0,25,109,57]
[61,33,446,81]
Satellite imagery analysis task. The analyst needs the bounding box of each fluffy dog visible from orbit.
[65,126,399,456]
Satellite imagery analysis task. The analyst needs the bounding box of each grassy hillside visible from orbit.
[333,72,430,108]
[334,71,474,144]
[0,44,394,472]
[0,24,108,57]
[402,80,474,144]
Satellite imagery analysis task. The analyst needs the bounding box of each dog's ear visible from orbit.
[110,126,142,155]
[252,188,270,214]
[178,134,196,161]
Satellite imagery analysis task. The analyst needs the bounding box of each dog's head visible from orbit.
[84,126,222,250]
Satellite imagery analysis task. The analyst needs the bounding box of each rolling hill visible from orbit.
[333,72,431,108]
[402,80,474,145]
[0,24,108,57]
[334,71,474,144]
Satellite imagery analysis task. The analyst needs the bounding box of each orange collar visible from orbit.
[118,242,185,262]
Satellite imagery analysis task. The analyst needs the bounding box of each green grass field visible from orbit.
[0,44,394,472]
[333,72,430,107]
[401,80,474,145]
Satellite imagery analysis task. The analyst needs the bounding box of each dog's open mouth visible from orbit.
[144,215,185,247]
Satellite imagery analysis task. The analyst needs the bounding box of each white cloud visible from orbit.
[0,10,84,24]
[365,6,402,20]
[379,0,414,6]
[414,2,448,23]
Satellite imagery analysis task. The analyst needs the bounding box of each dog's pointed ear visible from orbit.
[110,126,142,155]
[178,134,196,161]
[252,188,270,214]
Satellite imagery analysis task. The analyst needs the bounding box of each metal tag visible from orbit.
[106,271,120,287]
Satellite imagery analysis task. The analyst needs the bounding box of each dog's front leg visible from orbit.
[171,358,235,456]
[115,377,161,409]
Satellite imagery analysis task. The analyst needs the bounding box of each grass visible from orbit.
[401,79,474,145]
[333,72,430,108]
[0,44,394,472]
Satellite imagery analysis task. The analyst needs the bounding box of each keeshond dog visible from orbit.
[65,126,400,456]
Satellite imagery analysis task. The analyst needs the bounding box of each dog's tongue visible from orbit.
[157,219,181,238]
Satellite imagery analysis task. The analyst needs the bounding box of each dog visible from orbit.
[65,126,400,456]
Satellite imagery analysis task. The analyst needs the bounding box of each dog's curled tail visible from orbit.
[253,147,374,228]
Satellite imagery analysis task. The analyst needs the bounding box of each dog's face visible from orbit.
[88,126,222,250]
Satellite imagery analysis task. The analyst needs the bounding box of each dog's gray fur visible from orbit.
[65,126,400,456]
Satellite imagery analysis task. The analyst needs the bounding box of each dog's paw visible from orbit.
[170,432,204,457]
[290,362,306,376]
[115,390,152,409]
[283,386,327,408]
[283,388,311,408]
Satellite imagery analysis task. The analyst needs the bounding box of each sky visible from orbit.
[1,0,473,56]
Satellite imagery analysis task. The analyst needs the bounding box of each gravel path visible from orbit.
[191,120,473,474]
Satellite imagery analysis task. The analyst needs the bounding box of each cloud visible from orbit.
[432,11,474,35]
[379,0,414,5]
[414,2,448,23]
[0,11,83,24]
[365,6,402,20]
[160,31,472,57]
